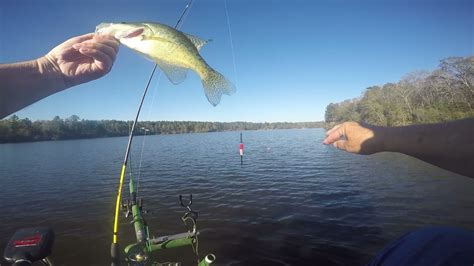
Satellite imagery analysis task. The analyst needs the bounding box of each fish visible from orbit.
[95,22,236,106]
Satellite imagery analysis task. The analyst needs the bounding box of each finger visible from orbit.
[323,126,345,145]
[93,33,117,41]
[93,35,120,53]
[75,41,117,63]
[67,33,95,44]
[58,46,87,62]
[333,140,347,151]
[326,124,342,137]
[78,47,113,72]
[101,39,120,54]
[73,39,119,56]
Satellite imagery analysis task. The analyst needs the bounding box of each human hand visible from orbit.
[38,33,119,89]
[323,122,385,155]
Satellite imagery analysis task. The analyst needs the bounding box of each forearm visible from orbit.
[382,118,474,178]
[0,57,66,119]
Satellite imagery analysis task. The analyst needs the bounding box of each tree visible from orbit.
[325,56,474,126]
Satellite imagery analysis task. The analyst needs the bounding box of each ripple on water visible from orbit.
[1,129,473,265]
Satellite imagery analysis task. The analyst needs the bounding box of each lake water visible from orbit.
[0,128,473,265]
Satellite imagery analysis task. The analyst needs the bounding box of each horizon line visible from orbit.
[4,114,325,124]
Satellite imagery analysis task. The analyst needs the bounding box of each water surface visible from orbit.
[0,129,473,265]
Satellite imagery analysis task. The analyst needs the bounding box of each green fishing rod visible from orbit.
[110,1,202,265]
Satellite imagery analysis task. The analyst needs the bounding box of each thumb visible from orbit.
[333,140,348,151]
[77,47,112,73]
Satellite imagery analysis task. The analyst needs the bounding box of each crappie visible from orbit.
[95,22,235,106]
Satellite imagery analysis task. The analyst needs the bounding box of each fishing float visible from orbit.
[240,132,244,166]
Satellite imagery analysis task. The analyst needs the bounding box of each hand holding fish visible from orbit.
[0,33,119,119]
[40,33,120,88]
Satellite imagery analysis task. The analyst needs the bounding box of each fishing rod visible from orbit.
[110,1,215,265]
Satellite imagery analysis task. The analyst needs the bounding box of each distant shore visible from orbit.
[0,116,325,144]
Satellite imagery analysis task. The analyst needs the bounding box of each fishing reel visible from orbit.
[117,194,215,266]
[121,198,150,218]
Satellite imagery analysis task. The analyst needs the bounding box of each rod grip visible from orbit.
[111,243,120,266]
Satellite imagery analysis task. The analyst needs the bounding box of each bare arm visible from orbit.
[323,119,474,178]
[0,33,119,119]
[0,58,64,118]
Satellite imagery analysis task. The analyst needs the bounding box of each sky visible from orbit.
[0,0,472,122]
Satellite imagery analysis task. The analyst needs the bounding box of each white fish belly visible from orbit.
[123,38,204,74]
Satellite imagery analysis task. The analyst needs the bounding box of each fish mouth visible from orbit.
[95,23,113,33]
[95,22,147,39]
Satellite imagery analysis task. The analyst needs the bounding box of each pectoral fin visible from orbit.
[155,59,189,85]
[131,48,188,85]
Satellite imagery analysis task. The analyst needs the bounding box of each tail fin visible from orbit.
[201,68,236,106]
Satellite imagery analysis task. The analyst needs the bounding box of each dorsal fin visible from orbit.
[184,33,211,51]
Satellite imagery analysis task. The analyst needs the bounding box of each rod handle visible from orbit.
[111,243,120,266]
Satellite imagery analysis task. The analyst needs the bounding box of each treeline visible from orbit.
[0,115,324,143]
[325,56,474,126]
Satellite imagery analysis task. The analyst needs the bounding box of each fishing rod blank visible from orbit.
[110,1,194,265]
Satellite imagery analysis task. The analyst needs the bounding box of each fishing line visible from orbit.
[129,150,133,180]
[176,0,195,30]
[135,125,153,195]
[134,0,195,196]
[136,74,162,195]
[135,129,146,195]
[224,0,239,88]
[112,0,195,251]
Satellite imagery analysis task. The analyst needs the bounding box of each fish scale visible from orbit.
[96,22,236,106]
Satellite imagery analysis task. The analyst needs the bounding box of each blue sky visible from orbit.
[1,0,472,122]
